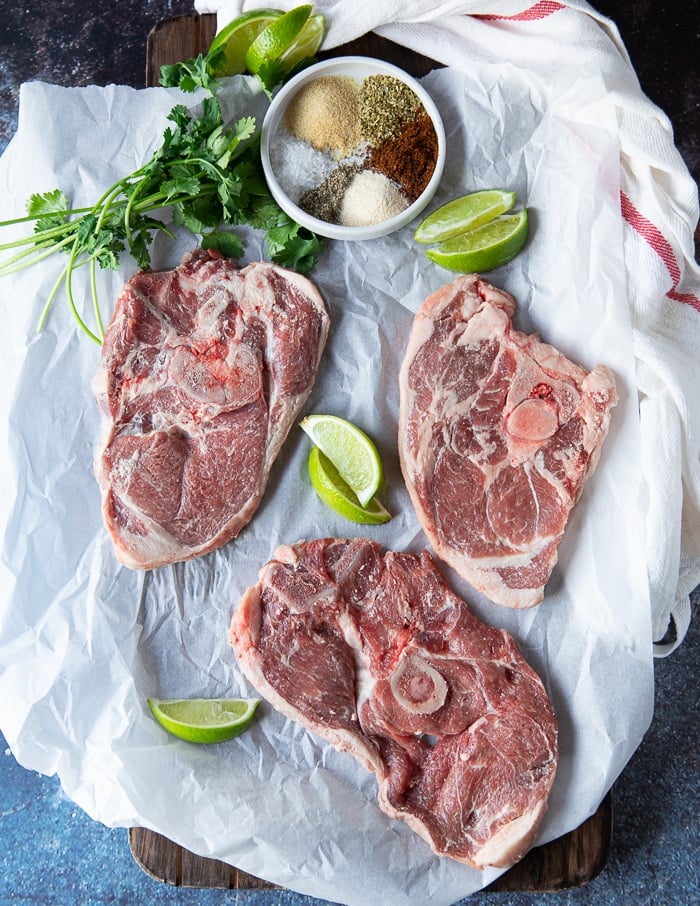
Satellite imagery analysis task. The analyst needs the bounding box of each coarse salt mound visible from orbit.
[270,127,336,203]
[284,76,362,157]
[339,170,408,228]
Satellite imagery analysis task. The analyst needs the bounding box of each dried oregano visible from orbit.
[358,75,424,145]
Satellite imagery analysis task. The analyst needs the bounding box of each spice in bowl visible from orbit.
[267,66,441,232]
[284,75,363,158]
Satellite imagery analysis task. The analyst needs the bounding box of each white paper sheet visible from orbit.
[0,63,653,905]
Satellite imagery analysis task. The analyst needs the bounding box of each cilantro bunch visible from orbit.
[0,60,323,344]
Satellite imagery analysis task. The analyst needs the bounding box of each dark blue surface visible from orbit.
[0,2,698,904]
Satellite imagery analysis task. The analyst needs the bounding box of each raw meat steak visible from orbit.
[398,275,617,608]
[93,249,329,569]
[230,538,558,869]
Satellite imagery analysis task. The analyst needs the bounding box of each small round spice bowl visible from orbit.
[260,56,446,241]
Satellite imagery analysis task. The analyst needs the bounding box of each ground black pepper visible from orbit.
[366,114,439,203]
[299,164,360,223]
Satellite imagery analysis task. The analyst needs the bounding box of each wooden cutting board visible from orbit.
[129,13,614,894]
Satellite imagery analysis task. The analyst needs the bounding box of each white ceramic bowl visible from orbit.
[260,56,446,241]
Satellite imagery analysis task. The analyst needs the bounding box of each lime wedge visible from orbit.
[277,13,325,71]
[426,209,529,272]
[147,697,260,744]
[207,9,283,76]
[308,447,391,525]
[244,5,313,75]
[414,189,516,244]
[300,413,383,507]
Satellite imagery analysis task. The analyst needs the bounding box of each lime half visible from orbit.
[244,5,313,75]
[308,447,391,525]
[147,697,260,744]
[300,413,383,506]
[427,209,529,272]
[414,189,516,244]
[207,9,283,76]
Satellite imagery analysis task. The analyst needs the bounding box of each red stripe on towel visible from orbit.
[620,191,700,312]
[475,2,566,21]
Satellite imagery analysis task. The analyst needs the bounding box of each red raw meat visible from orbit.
[93,249,329,569]
[398,275,617,608]
[230,538,558,869]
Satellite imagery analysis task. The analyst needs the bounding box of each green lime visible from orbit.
[147,697,260,744]
[308,447,391,525]
[244,5,313,75]
[426,209,529,272]
[277,13,325,71]
[207,9,283,76]
[300,413,383,507]
[414,189,516,244]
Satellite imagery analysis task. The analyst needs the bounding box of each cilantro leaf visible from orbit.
[27,188,70,218]
[173,193,222,234]
[27,189,71,231]
[201,229,244,260]
[159,54,219,94]
[254,59,287,95]
[266,217,324,274]
[161,175,202,201]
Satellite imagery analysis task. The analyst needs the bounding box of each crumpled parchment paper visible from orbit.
[0,62,653,905]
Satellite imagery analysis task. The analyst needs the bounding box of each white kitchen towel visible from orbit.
[194,0,700,655]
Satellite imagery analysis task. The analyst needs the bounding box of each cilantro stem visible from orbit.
[36,257,95,337]
[64,242,102,345]
[89,259,105,341]
[88,181,129,339]
[123,170,153,249]
[0,226,67,254]
[0,206,92,230]
[0,233,76,276]
[36,262,68,333]
[135,189,217,212]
